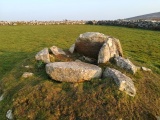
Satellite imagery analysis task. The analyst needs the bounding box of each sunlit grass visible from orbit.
[0,25,160,119]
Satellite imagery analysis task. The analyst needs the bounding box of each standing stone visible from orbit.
[49,54,55,62]
[114,56,137,74]
[98,38,123,64]
[50,46,66,56]
[46,62,102,82]
[35,48,50,63]
[103,67,136,97]
[113,38,123,57]
[69,44,75,53]
[75,32,123,62]
[98,42,110,63]
[75,32,109,59]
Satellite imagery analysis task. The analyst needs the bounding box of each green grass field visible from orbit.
[0,25,160,119]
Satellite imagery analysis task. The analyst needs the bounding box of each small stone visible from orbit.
[24,65,33,69]
[50,46,66,56]
[24,65,30,68]
[0,94,4,101]
[22,72,33,78]
[69,44,75,53]
[156,116,160,120]
[6,110,13,120]
[141,67,152,72]
[35,48,50,63]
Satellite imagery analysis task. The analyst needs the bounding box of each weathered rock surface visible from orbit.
[69,44,75,53]
[6,110,13,120]
[75,32,109,59]
[98,42,111,63]
[35,48,50,63]
[114,56,137,74]
[22,72,34,78]
[50,46,66,56]
[75,59,82,62]
[98,38,123,63]
[46,62,102,82]
[103,67,136,97]
[75,32,123,63]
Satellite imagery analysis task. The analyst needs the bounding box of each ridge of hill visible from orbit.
[126,12,160,20]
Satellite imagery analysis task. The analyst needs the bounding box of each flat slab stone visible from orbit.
[103,67,136,97]
[46,62,102,82]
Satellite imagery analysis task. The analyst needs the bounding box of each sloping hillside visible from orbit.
[126,12,160,21]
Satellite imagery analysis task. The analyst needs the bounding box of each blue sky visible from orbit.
[0,0,160,21]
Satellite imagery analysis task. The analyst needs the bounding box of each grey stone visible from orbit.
[46,62,102,82]
[75,32,109,59]
[141,67,152,72]
[24,65,33,69]
[22,72,33,78]
[35,48,50,63]
[50,46,66,56]
[69,44,75,53]
[6,110,13,120]
[113,38,123,57]
[0,94,4,101]
[98,42,110,63]
[98,38,123,64]
[114,56,137,74]
[103,67,136,97]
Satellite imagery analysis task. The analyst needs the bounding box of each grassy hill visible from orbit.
[0,25,160,119]
[126,12,160,21]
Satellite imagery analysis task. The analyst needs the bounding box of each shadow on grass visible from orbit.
[0,51,33,81]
